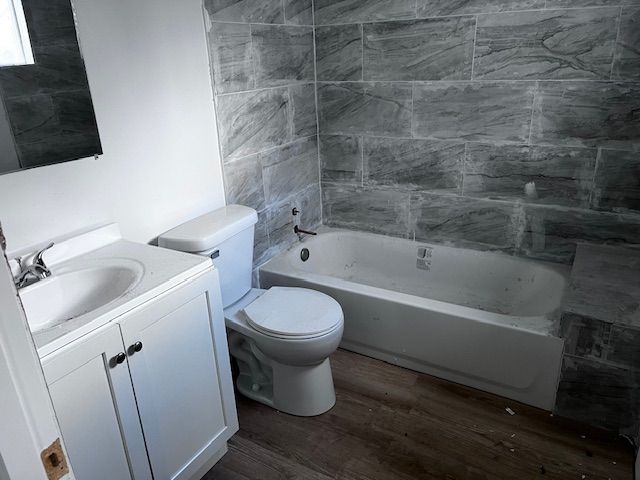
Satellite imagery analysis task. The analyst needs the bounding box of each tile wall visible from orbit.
[205,0,320,268]
[316,0,640,264]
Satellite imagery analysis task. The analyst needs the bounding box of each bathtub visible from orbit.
[259,228,569,410]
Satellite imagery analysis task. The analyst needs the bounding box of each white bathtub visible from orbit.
[259,228,569,410]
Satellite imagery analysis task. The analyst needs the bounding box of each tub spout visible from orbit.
[294,225,317,236]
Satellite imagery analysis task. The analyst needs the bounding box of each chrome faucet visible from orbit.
[14,242,54,288]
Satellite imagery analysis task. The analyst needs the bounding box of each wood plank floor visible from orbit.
[203,349,634,480]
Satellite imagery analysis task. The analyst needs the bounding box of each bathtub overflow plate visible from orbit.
[300,248,310,262]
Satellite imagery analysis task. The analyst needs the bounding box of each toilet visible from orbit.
[158,205,344,416]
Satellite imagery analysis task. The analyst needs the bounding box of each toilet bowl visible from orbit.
[158,205,344,417]
[224,287,343,416]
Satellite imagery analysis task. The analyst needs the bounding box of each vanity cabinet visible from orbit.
[43,323,151,480]
[42,269,238,480]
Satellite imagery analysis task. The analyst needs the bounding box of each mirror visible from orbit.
[0,0,102,175]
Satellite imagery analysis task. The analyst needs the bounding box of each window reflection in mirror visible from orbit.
[0,0,35,67]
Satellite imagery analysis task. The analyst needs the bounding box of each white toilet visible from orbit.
[158,205,344,416]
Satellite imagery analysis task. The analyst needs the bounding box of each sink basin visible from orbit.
[20,259,144,333]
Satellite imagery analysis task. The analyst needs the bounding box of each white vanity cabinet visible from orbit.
[42,268,238,480]
[43,322,151,480]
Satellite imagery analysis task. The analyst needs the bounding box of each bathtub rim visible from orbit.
[260,226,570,337]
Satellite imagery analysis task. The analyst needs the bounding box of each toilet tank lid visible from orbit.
[158,205,258,253]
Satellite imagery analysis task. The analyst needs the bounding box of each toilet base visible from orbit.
[231,334,336,416]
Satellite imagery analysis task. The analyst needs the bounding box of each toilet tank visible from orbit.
[158,205,258,308]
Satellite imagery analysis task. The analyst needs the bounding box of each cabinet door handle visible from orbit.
[115,352,126,364]
[128,341,143,355]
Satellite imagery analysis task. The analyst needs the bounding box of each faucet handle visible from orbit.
[34,242,54,265]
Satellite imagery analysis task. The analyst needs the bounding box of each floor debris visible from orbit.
[506,407,516,415]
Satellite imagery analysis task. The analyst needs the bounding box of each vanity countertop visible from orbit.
[563,243,640,326]
[21,227,212,358]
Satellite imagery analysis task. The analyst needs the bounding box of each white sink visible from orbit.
[11,224,213,358]
[20,259,144,333]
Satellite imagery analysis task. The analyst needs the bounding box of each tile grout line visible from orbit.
[310,0,324,224]
[360,135,365,187]
[223,134,318,165]
[588,147,602,209]
[215,77,640,100]
[217,81,315,98]
[308,131,636,153]
[314,4,626,27]
[248,23,257,90]
[609,6,624,80]
[208,4,634,29]
[361,23,365,81]
[410,81,415,139]
[527,81,539,146]
[461,143,468,196]
[470,15,479,80]
[313,79,640,85]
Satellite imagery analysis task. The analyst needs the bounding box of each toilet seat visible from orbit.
[242,287,342,339]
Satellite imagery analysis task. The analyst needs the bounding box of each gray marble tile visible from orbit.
[52,91,100,137]
[409,193,517,251]
[613,7,640,81]
[223,153,266,211]
[17,133,101,168]
[555,355,640,435]
[518,205,640,263]
[417,0,544,17]
[253,209,271,266]
[474,8,619,80]
[364,138,464,193]
[318,82,412,137]
[298,183,322,228]
[560,313,611,360]
[267,201,298,250]
[547,0,640,7]
[22,0,78,47]
[531,82,640,150]
[251,25,314,88]
[464,144,596,208]
[208,23,254,94]
[316,25,363,81]
[609,325,640,369]
[322,184,411,237]
[285,0,313,25]
[267,183,322,249]
[314,0,416,25]
[412,82,535,143]
[320,135,363,183]
[564,243,640,326]
[204,0,284,24]
[0,44,89,98]
[5,94,59,143]
[217,87,290,160]
[262,137,319,206]
[363,17,475,81]
[592,149,640,213]
[288,83,317,139]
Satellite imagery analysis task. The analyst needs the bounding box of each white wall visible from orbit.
[0,0,225,253]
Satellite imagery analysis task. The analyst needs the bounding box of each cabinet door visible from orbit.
[42,323,152,480]
[119,270,238,480]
